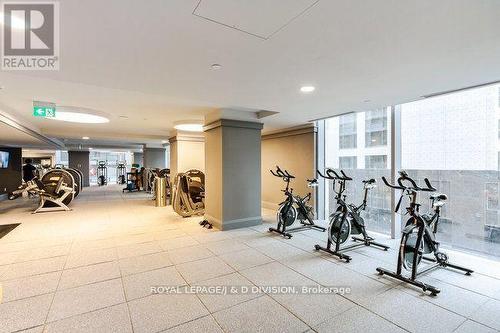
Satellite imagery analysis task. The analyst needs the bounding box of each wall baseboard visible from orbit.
[205,214,262,230]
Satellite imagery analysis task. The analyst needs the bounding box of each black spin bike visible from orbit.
[377,171,473,296]
[315,168,389,262]
[269,166,326,238]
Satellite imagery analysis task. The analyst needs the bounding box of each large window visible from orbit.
[89,151,132,185]
[401,84,500,257]
[339,113,357,149]
[365,155,387,169]
[339,156,357,169]
[325,109,392,234]
[322,83,500,259]
[365,109,388,147]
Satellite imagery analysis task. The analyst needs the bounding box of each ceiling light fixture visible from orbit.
[49,111,109,124]
[82,136,90,140]
[174,124,203,132]
[119,115,129,119]
[300,86,315,93]
[211,64,222,70]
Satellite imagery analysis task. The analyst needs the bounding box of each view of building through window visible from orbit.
[325,108,392,234]
[323,83,500,259]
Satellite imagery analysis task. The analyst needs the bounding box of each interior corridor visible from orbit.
[0,186,499,333]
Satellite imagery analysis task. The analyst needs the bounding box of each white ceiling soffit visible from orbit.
[193,0,319,39]
[0,122,52,148]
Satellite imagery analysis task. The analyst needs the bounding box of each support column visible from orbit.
[143,147,166,169]
[0,147,22,199]
[204,119,263,230]
[68,151,90,187]
[168,133,205,179]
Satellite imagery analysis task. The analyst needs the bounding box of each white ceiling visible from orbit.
[0,122,49,147]
[1,0,500,148]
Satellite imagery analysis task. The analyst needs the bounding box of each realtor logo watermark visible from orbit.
[1,1,59,70]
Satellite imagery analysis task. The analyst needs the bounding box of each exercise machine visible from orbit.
[269,166,326,238]
[8,179,40,200]
[376,171,473,295]
[314,169,389,262]
[123,167,140,192]
[63,167,82,197]
[117,162,126,184]
[33,169,76,213]
[97,161,107,186]
[172,169,205,217]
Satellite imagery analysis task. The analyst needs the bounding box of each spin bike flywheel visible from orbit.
[277,203,297,227]
[328,212,351,245]
[401,229,424,270]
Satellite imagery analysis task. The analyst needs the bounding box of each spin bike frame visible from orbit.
[315,169,389,262]
[376,172,473,296]
[269,166,326,238]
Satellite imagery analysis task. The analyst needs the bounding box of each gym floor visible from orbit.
[0,186,499,333]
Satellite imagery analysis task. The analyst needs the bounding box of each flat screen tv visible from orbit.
[0,151,10,168]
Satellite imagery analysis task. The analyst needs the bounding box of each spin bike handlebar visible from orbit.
[381,172,435,192]
[270,166,295,180]
[317,168,351,181]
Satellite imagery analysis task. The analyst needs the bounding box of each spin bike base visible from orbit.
[269,223,326,239]
[314,236,389,263]
[376,256,473,296]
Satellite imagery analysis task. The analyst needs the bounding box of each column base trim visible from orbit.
[205,214,262,231]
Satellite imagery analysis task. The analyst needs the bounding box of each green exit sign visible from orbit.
[33,102,56,118]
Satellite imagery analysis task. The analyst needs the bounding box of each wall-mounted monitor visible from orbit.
[0,151,9,168]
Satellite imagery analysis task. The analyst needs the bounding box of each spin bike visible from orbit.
[315,169,389,262]
[269,166,326,238]
[377,171,473,295]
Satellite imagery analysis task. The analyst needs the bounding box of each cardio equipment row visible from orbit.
[9,166,83,213]
[269,165,473,296]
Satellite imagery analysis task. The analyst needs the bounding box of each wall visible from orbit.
[204,127,222,223]
[68,151,90,187]
[133,152,143,166]
[143,148,166,169]
[168,135,205,179]
[261,126,317,210]
[0,147,22,198]
[178,140,205,173]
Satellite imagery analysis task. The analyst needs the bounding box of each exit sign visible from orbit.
[33,101,56,118]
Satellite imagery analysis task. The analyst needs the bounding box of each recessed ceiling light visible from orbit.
[300,86,315,93]
[174,124,203,132]
[211,64,222,70]
[82,136,90,140]
[49,112,109,124]
[119,115,129,119]
[363,99,371,103]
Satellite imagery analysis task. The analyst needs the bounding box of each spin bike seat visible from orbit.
[430,193,447,201]
[362,178,376,189]
[307,179,318,187]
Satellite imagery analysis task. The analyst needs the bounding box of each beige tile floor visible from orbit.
[0,185,499,333]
